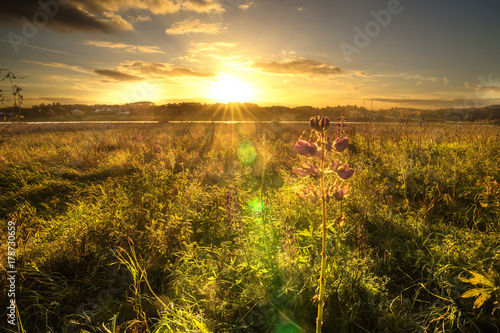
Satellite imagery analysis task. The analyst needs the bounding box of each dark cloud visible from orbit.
[0,0,132,33]
[94,69,143,81]
[0,0,223,33]
[253,58,343,77]
[120,61,215,77]
[39,97,79,103]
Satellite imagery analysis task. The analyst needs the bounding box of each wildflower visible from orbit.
[294,162,320,178]
[310,115,330,131]
[329,183,351,201]
[294,140,318,157]
[321,116,330,130]
[328,160,340,172]
[154,143,163,154]
[333,137,349,152]
[136,129,143,144]
[325,137,332,152]
[327,161,355,180]
[295,185,320,203]
[336,164,355,180]
[310,116,320,131]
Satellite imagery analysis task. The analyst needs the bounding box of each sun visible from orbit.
[209,75,255,103]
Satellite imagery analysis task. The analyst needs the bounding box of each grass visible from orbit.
[0,121,499,332]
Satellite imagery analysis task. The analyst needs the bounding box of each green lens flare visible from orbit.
[237,141,257,164]
[248,198,264,213]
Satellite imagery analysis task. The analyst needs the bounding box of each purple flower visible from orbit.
[310,116,329,131]
[321,116,330,130]
[327,161,355,180]
[333,184,351,201]
[296,185,320,203]
[325,138,332,152]
[328,160,340,172]
[293,162,320,178]
[294,140,318,157]
[310,117,320,130]
[336,164,355,180]
[333,137,349,152]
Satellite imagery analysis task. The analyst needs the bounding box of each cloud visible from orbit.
[181,41,238,61]
[22,60,89,73]
[94,69,144,81]
[0,0,133,33]
[128,15,152,24]
[465,82,500,93]
[165,19,226,35]
[0,0,223,34]
[39,96,80,103]
[189,42,238,52]
[443,77,449,85]
[180,0,224,13]
[84,40,164,53]
[119,61,215,77]
[404,74,439,82]
[372,97,500,108]
[253,58,343,77]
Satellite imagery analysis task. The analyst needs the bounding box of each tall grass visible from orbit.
[0,122,499,332]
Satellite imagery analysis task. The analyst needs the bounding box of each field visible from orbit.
[1,121,499,332]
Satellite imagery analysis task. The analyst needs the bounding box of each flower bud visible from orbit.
[321,116,329,130]
[325,137,332,152]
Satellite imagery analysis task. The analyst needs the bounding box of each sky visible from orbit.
[1,0,500,109]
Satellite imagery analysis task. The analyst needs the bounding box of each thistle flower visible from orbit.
[333,137,349,152]
[294,140,318,157]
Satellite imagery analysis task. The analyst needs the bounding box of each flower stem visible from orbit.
[316,130,327,333]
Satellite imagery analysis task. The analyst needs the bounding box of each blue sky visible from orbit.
[1,0,499,109]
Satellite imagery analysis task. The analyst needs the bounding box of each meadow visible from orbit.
[0,120,499,332]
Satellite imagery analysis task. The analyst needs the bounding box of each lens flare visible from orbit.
[237,141,256,164]
[248,198,264,213]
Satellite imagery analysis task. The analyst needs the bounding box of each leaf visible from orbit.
[473,291,492,309]
[459,270,496,288]
[461,288,491,299]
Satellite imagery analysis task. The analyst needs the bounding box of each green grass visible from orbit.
[0,122,499,332]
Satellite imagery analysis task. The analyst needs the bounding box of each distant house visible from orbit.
[71,108,84,116]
